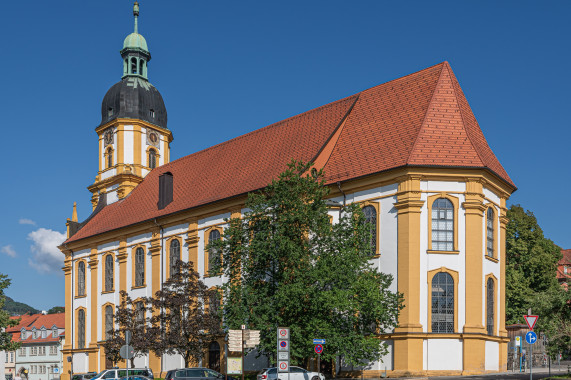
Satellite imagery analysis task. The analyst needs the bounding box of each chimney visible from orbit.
[158,172,173,210]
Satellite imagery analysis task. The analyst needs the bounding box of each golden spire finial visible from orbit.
[72,202,78,222]
[133,2,140,34]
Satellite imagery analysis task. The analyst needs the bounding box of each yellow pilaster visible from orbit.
[462,178,486,374]
[118,239,128,293]
[185,218,200,267]
[62,251,73,380]
[89,249,99,371]
[498,197,509,371]
[393,176,424,375]
[149,229,162,373]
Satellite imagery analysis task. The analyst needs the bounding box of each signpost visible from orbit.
[313,339,325,373]
[277,327,290,379]
[120,331,134,379]
[524,315,539,380]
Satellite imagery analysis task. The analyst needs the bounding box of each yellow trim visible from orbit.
[360,201,380,256]
[101,252,115,293]
[186,219,200,267]
[75,307,87,349]
[101,302,115,342]
[484,203,498,259]
[149,228,162,373]
[204,226,223,277]
[485,255,499,263]
[89,250,99,352]
[118,240,128,293]
[166,236,183,279]
[485,274,498,336]
[499,197,508,339]
[427,250,459,255]
[131,245,147,288]
[427,193,459,252]
[427,267,459,333]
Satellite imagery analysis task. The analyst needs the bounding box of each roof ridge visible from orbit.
[405,62,448,164]
[162,94,359,170]
[446,63,485,166]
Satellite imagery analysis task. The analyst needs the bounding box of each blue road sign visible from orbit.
[525,331,537,345]
[313,339,326,344]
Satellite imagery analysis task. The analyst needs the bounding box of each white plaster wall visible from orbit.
[133,355,148,369]
[127,233,152,247]
[379,195,398,294]
[72,352,88,373]
[485,341,499,370]
[422,181,466,193]
[425,339,462,370]
[483,187,500,206]
[124,126,134,164]
[163,354,184,372]
[1,350,5,380]
[98,241,120,253]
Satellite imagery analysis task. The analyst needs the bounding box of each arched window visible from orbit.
[208,341,220,371]
[149,149,156,169]
[208,290,220,317]
[77,309,85,349]
[362,205,377,255]
[487,278,494,335]
[77,261,85,296]
[486,208,494,258]
[169,239,180,278]
[131,57,138,74]
[431,272,454,333]
[208,229,221,273]
[106,147,113,169]
[135,247,145,287]
[104,305,113,340]
[135,302,145,323]
[138,59,143,76]
[105,255,113,292]
[431,198,454,251]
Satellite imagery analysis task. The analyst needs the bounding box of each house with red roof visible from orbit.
[4,314,41,380]
[59,3,515,379]
[557,249,571,290]
[12,313,65,380]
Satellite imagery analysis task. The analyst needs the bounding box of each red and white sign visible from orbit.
[278,361,289,371]
[278,328,289,339]
[314,344,323,354]
[524,315,539,331]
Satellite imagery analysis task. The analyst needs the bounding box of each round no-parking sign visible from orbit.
[314,344,323,354]
[279,361,289,371]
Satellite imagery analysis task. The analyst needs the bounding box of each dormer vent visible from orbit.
[158,172,173,210]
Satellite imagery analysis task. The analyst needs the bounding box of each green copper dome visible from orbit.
[123,32,148,52]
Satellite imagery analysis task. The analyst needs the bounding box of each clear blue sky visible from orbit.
[0,1,569,310]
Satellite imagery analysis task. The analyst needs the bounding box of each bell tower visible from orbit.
[89,1,172,209]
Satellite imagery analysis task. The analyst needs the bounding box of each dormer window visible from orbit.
[32,329,38,339]
[41,328,47,339]
[150,109,155,118]
[52,327,57,338]
[21,329,25,340]
[108,107,113,117]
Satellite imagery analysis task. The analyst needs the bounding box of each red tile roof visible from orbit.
[11,313,65,343]
[557,249,571,282]
[6,314,41,333]
[66,62,514,244]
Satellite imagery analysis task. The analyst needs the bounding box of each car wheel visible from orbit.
[312,376,319,380]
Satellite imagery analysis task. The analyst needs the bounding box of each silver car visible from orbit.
[257,367,324,380]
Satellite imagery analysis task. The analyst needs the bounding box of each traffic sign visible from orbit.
[515,336,521,347]
[278,361,289,372]
[525,331,537,345]
[314,344,323,354]
[278,328,289,339]
[278,352,289,360]
[313,339,326,344]
[53,368,60,374]
[524,315,538,331]
[119,345,135,359]
[278,340,289,351]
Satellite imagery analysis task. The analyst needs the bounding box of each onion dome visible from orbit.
[99,1,167,129]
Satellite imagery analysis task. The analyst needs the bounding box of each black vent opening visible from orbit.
[158,172,173,210]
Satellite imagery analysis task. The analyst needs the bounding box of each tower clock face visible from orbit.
[104,130,114,145]
[149,132,158,143]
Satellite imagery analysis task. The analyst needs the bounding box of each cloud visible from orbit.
[1,245,17,258]
[19,218,36,225]
[27,228,66,275]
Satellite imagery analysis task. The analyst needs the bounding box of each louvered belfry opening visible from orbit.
[158,172,173,209]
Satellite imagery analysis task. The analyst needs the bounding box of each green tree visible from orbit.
[47,306,65,314]
[211,161,403,368]
[505,205,570,355]
[0,274,21,352]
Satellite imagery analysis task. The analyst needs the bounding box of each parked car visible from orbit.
[72,372,97,380]
[257,367,324,380]
[171,368,238,380]
[92,368,154,380]
[119,376,153,380]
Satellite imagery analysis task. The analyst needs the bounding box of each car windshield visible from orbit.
[93,371,107,380]
[267,369,277,375]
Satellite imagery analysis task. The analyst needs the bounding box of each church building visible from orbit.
[60,2,516,378]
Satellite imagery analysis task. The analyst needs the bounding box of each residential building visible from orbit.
[59,2,515,378]
[5,315,42,380]
[13,314,65,380]
[557,249,570,290]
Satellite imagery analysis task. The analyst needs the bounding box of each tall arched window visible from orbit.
[486,208,494,258]
[431,272,454,333]
[362,205,377,255]
[208,341,221,372]
[208,229,221,273]
[131,57,138,74]
[106,147,113,169]
[135,302,145,323]
[149,149,156,169]
[77,309,85,349]
[487,278,494,335]
[169,239,180,278]
[105,255,113,292]
[104,305,113,340]
[77,261,85,296]
[135,248,145,287]
[431,198,454,251]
